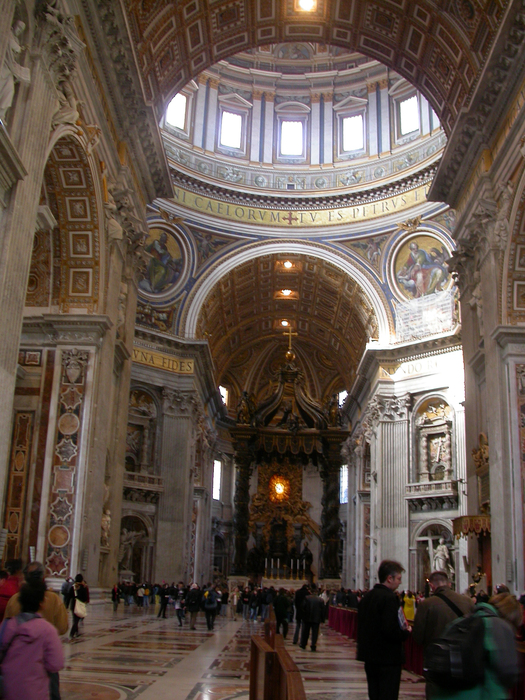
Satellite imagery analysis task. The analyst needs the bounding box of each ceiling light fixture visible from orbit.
[298,0,316,11]
[281,289,292,296]
[284,260,293,268]
[281,320,289,326]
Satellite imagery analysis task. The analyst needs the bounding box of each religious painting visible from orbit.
[138,227,184,297]
[393,234,452,300]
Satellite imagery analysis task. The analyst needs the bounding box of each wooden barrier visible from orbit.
[249,607,306,700]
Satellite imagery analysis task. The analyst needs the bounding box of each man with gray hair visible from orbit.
[4,561,68,700]
[412,570,474,698]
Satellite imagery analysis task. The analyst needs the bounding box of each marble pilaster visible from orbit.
[155,388,198,582]
[322,94,333,165]
[205,79,219,154]
[249,90,263,163]
[262,93,274,164]
[193,76,207,149]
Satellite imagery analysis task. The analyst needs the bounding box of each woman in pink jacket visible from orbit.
[0,579,64,700]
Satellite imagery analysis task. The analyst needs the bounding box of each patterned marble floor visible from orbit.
[58,604,426,700]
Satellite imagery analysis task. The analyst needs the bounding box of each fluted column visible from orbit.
[368,394,411,568]
[155,388,199,582]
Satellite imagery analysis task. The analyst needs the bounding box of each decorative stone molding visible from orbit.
[365,393,412,430]
[37,2,85,93]
[21,315,112,348]
[81,0,172,200]
[430,2,525,206]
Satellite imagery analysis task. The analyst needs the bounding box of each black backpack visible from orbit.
[423,595,485,690]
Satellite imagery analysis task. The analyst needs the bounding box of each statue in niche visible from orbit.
[52,79,81,128]
[325,394,342,427]
[236,391,256,424]
[118,528,143,571]
[0,20,30,122]
[432,537,454,577]
[100,509,111,548]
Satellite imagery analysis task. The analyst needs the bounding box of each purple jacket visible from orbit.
[1,613,64,700]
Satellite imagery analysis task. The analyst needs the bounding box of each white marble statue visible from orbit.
[0,20,31,122]
[433,537,453,574]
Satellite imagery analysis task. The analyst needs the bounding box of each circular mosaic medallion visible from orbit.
[59,681,126,700]
[48,524,70,548]
[58,412,80,435]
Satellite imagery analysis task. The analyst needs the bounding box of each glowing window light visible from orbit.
[400,95,419,135]
[281,320,289,326]
[220,111,242,149]
[298,0,316,10]
[166,93,187,130]
[281,289,292,296]
[281,121,303,156]
[342,114,364,151]
[284,261,293,268]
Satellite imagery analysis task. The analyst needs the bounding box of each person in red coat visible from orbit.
[0,559,23,622]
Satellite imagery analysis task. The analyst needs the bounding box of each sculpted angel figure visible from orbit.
[0,20,31,121]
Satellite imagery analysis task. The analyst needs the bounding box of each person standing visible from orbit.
[229,586,239,621]
[174,582,186,627]
[292,583,309,644]
[203,584,218,630]
[111,584,120,613]
[66,574,89,639]
[186,583,201,629]
[357,560,410,700]
[0,559,22,622]
[274,588,291,639]
[157,583,169,619]
[0,579,64,700]
[300,584,325,651]
[5,561,68,700]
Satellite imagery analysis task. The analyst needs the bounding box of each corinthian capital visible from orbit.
[366,393,412,426]
[162,388,199,416]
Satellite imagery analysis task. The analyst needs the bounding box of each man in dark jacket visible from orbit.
[186,583,202,629]
[357,559,409,700]
[292,583,309,644]
[300,584,325,651]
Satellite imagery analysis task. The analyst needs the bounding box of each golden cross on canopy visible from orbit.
[283,326,298,351]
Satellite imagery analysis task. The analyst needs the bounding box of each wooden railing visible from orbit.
[249,611,306,700]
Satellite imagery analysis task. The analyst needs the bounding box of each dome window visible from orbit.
[399,95,420,136]
[166,93,187,130]
[220,110,243,149]
[342,114,364,152]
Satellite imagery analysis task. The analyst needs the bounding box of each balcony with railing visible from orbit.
[405,479,459,511]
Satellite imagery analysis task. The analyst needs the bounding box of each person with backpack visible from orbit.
[426,591,521,699]
[413,570,475,698]
[413,571,475,650]
[203,584,218,630]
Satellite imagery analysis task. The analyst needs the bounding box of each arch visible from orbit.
[125,1,499,137]
[182,240,393,344]
[28,135,103,313]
